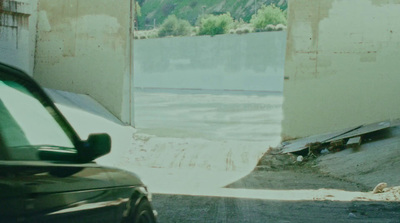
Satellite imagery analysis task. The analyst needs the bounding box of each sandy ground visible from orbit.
[49,89,281,191]
[48,89,400,202]
[317,127,400,189]
[233,126,400,202]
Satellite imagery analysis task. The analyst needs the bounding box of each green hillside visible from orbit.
[137,0,288,30]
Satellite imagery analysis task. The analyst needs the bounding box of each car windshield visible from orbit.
[0,80,74,150]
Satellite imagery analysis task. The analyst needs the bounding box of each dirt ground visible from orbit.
[226,163,369,192]
[228,126,400,199]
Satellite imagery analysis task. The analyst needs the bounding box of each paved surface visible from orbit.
[152,194,400,223]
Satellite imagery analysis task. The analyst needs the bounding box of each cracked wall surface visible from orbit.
[282,0,400,139]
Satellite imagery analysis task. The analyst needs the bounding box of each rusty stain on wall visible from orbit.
[309,1,332,76]
[0,0,30,27]
[284,1,294,62]
[0,1,32,50]
[285,0,332,75]
[371,0,400,7]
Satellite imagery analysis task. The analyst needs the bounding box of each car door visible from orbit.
[0,159,117,223]
[0,66,120,222]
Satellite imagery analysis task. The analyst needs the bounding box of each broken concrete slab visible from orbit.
[328,121,391,142]
[281,120,400,154]
[280,126,361,154]
[346,136,361,149]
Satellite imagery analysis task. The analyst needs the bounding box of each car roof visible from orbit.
[0,63,35,83]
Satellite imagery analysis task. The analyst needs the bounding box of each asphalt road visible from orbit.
[152,194,400,223]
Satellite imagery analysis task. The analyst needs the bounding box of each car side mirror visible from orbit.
[78,133,111,163]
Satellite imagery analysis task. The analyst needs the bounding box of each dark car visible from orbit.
[0,63,157,223]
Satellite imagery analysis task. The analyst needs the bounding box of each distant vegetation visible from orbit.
[158,15,193,37]
[250,5,287,31]
[198,13,234,36]
[134,0,288,39]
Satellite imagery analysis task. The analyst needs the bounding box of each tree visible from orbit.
[198,13,234,36]
[135,1,142,17]
[158,15,192,37]
[250,5,287,30]
[134,1,142,30]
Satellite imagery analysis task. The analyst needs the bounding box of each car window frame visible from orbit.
[0,64,83,162]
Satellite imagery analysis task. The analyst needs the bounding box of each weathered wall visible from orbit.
[33,0,134,125]
[0,0,37,75]
[282,0,400,139]
[134,32,286,92]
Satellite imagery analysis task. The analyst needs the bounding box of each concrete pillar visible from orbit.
[282,0,400,139]
[33,0,134,125]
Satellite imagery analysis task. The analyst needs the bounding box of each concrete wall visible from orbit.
[33,0,134,125]
[0,0,38,75]
[282,0,400,139]
[134,32,286,92]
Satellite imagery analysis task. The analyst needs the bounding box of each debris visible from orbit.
[329,121,391,142]
[328,139,345,152]
[348,213,357,219]
[296,155,303,162]
[308,142,322,156]
[281,126,360,154]
[281,120,398,155]
[330,139,344,147]
[320,148,329,155]
[256,152,296,170]
[346,136,362,149]
[373,182,387,194]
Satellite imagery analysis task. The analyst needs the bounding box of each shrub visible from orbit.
[135,1,141,17]
[275,24,286,31]
[158,15,192,37]
[265,24,276,31]
[236,30,243,35]
[250,5,287,30]
[198,13,234,36]
[231,18,245,30]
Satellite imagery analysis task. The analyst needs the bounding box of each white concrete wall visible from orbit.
[33,0,134,125]
[134,32,286,92]
[0,0,38,75]
[282,0,400,139]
